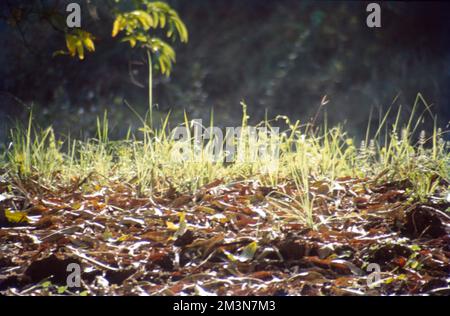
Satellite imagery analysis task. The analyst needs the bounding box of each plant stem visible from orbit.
[147,49,153,129]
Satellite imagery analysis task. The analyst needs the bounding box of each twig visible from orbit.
[66,245,120,272]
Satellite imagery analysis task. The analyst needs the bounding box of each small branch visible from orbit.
[66,246,120,272]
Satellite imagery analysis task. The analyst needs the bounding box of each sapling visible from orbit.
[112,1,188,128]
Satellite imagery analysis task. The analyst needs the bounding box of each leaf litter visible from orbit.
[0,175,449,296]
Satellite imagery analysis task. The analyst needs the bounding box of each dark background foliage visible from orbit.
[1,0,449,142]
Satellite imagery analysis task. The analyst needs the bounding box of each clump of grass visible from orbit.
[2,94,449,228]
[7,114,64,182]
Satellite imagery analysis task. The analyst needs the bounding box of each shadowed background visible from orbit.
[0,1,449,143]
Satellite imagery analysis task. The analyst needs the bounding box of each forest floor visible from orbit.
[1,175,449,296]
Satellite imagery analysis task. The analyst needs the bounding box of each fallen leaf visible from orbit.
[238,241,258,262]
[4,209,31,224]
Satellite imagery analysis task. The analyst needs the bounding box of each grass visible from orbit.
[1,95,449,229]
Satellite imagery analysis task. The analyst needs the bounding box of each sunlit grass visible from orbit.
[1,94,449,229]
